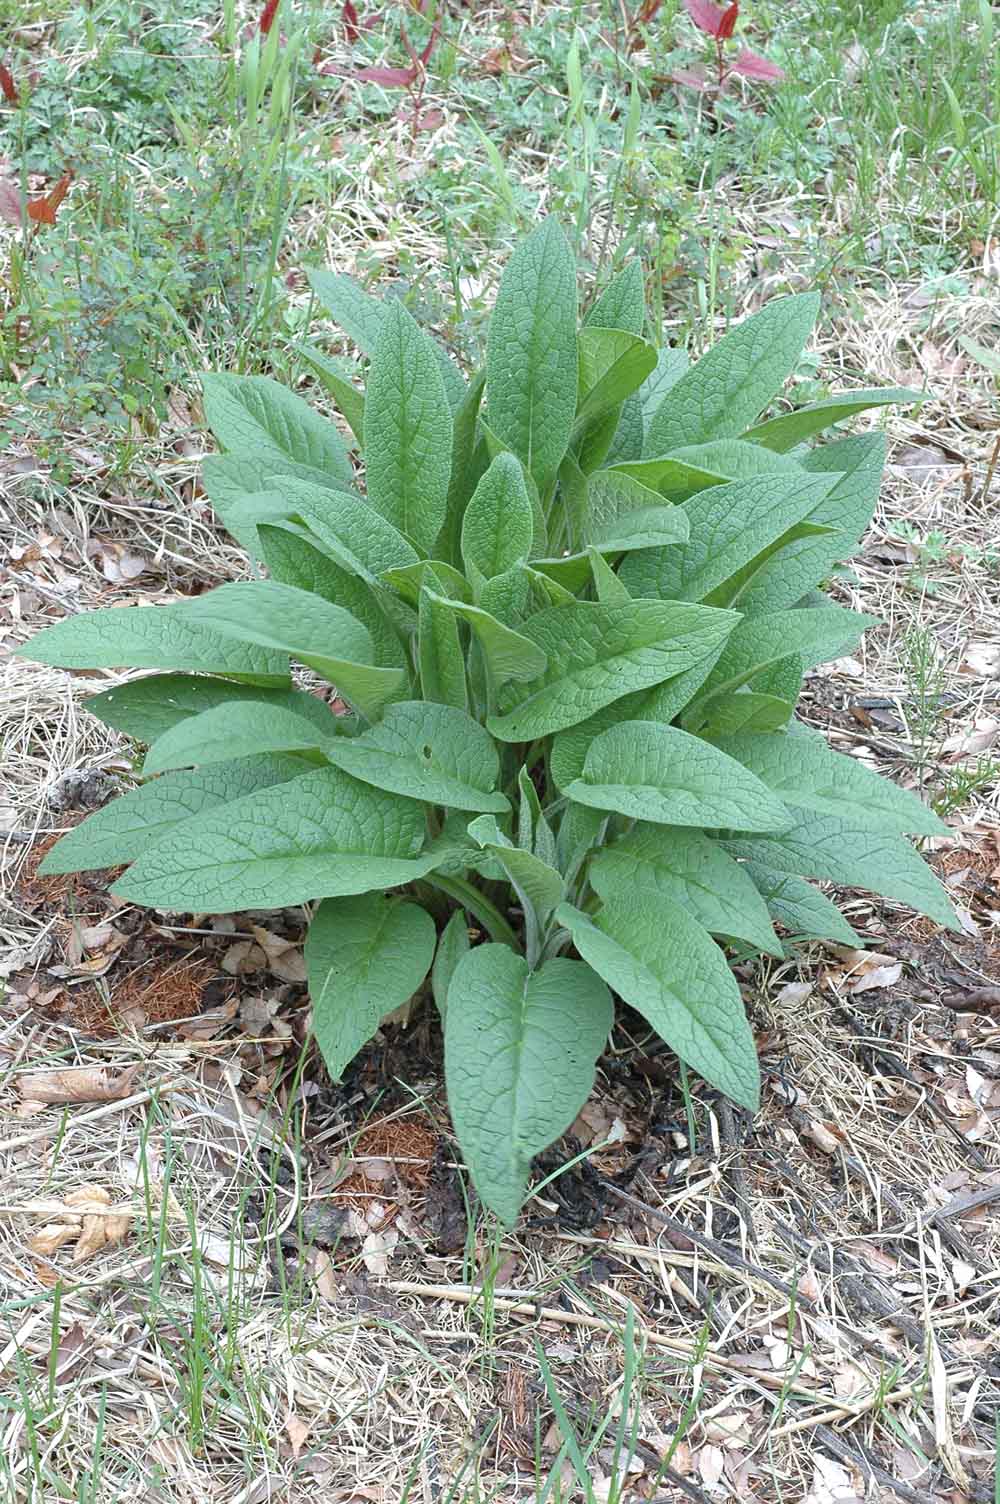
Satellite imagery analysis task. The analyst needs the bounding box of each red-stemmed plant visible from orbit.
[674,0,783,92]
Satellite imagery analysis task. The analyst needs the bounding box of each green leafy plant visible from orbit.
[19,221,957,1228]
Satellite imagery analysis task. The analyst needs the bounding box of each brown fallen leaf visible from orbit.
[29,1186,132,1263]
[18,1066,138,1103]
[283,1412,311,1461]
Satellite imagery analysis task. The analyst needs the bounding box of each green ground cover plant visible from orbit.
[18,220,957,1227]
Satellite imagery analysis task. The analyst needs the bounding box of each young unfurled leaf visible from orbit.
[307,894,436,1078]
[445,946,612,1225]
[729,47,784,81]
[486,219,578,490]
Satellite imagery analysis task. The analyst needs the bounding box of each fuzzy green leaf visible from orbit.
[445,946,612,1225]
[142,701,337,775]
[432,910,471,1020]
[488,601,737,742]
[112,766,440,912]
[16,605,290,685]
[201,373,354,489]
[38,755,309,876]
[744,387,925,452]
[485,219,578,489]
[644,293,820,454]
[565,720,791,831]
[556,900,760,1112]
[322,701,508,812]
[85,675,341,745]
[307,894,436,1078]
[744,862,861,947]
[590,825,781,956]
[712,728,946,835]
[723,813,960,931]
[461,453,535,589]
[365,300,454,552]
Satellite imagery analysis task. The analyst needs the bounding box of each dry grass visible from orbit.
[3,31,1000,1497]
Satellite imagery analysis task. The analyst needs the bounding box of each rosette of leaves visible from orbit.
[20,221,954,1228]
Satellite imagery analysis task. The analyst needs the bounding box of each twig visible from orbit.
[605,1184,803,1305]
[0,1079,185,1153]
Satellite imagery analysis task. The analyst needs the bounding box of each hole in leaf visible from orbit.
[422,744,433,761]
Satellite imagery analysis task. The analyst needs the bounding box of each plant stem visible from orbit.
[426,875,520,949]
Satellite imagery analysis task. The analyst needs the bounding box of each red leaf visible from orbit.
[730,46,784,80]
[718,2,739,38]
[0,62,17,104]
[342,0,360,43]
[355,63,417,85]
[26,170,72,226]
[683,0,737,37]
[259,0,280,35]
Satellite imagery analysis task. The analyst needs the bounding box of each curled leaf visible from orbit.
[259,0,280,34]
[684,0,739,37]
[0,61,17,103]
[343,0,361,42]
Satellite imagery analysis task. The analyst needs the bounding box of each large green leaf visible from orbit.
[177,581,406,717]
[694,605,877,705]
[585,468,687,538]
[556,900,760,1112]
[142,701,338,775]
[112,766,440,912]
[734,529,849,617]
[427,593,548,684]
[610,438,799,500]
[549,649,727,789]
[259,523,407,669]
[800,433,886,550]
[713,728,946,836]
[696,691,794,737]
[38,755,309,875]
[744,862,861,947]
[619,473,836,605]
[294,345,365,443]
[576,328,658,424]
[488,601,737,742]
[306,268,465,407]
[723,812,960,930]
[306,267,386,354]
[583,261,646,335]
[432,910,470,1021]
[16,605,289,685]
[201,374,354,489]
[364,299,453,552]
[201,455,340,557]
[85,675,341,744]
[485,219,578,490]
[418,584,468,710]
[460,453,534,590]
[306,894,436,1078]
[283,479,420,584]
[564,720,790,831]
[644,293,820,454]
[445,946,612,1225]
[467,814,564,922]
[322,702,509,812]
[743,387,924,452]
[590,825,782,956]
